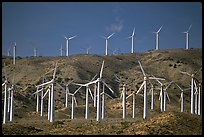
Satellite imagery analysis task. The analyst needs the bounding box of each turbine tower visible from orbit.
[7,46,11,56]
[64,35,77,56]
[59,44,63,56]
[182,24,192,50]
[34,48,37,57]
[128,27,135,53]
[101,33,115,55]
[13,42,16,65]
[153,25,163,50]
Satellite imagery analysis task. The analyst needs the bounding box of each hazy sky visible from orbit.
[2,2,202,57]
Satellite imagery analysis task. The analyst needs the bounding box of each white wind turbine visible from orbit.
[33,63,58,122]
[100,82,114,119]
[66,86,83,119]
[8,73,16,122]
[126,82,146,119]
[64,35,77,56]
[156,80,173,112]
[114,74,128,119]
[2,64,9,124]
[13,42,16,65]
[138,61,165,119]
[180,67,201,114]
[120,83,127,119]
[197,82,202,115]
[128,27,135,53]
[193,80,201,115]
[7,46,11,56]
[34,48,37,57]
[75,61,115,121]
[73,74,98,119]
[174,82,190,112]
[152,77,173,112]
[182,24,192,50]
[153,25,163,50]
[65,80,74,108]
[59,44,63,56]
[101,33,115,55]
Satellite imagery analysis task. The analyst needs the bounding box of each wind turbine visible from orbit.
[64,35,77,56]
[8,72,16,122]
[174,82,190,112]
[128,27,135,53]
[114,74,128,119]
[182,24,192,49]
[101,33,115,55]
[34,48,37,57]
[120,83,127,119]
[7,46,11,56]
[33,63,58,122]
[2,64,9,124]
[193,80,201,115]
[153,25,163,50]
[180,67,202,114]
[138,61,165,119]
[66,86,82,119]
[13,42,16,65]
[74,61,115,121]
[73,74,98,119]
[153,77,173,112]
[197,82,202,115]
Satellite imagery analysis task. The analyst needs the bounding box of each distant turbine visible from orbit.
[86,46,91,54]
[64,35,77,56]
[182,24,192,49]
[101,33,115,55]
[128,27,135,53]
[34,48,37,57]
[153,25,163,50]
[13,42,16,65]
[7,46,11,56]
[59,44,63,56]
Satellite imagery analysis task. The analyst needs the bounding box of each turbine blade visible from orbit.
[56,82,66,92]
[187,24,192,32]
[166,92,170,102]
[136,81,145,94]
[91,74,98,82]
[132,27,135,36]
[194,67,202,76]
[126,92,133,99]
[52,63,58,79]
[64,36,68,39]
[179,71,192,77]
[164,81,174,91]
[101,80,115,94]
[100,61,105,78]
[88,87,94,100]
[66,80,74,86]
[107,33,115,39]
[74,86,82,94]
[175,83,183,91]
[138,61,146,77]
[69,35,77,40]
[157,25,163,33]
[74,96,78,107]
[127,36,132,39]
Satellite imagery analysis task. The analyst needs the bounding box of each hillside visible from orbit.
[2,48,202,135]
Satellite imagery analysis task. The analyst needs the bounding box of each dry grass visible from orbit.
[2,48,202,135]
